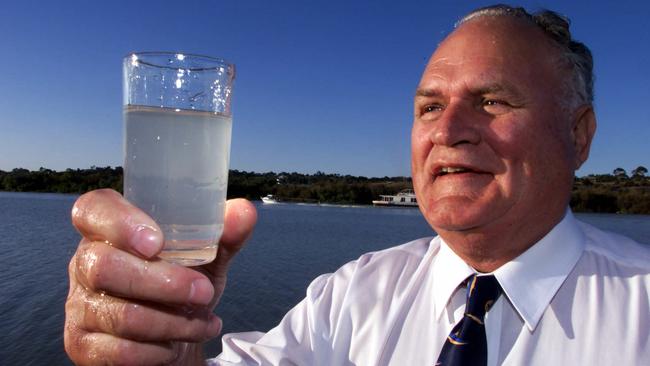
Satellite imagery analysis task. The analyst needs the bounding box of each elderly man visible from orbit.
[64,5,649,366]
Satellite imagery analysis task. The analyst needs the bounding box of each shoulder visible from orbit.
[577,219,650,272]
[306,236,438,301]
[354,236,437,270]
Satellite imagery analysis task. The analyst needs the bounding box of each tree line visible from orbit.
[571,168,650,214]
[1,166,649,214]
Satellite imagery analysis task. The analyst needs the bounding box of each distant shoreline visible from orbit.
[1,167,649,214]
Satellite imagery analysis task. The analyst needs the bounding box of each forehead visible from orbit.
[419,17,560,91]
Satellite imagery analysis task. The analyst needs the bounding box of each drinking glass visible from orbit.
[123,52,235,266]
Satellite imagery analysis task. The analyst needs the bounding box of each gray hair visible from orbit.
[458,4,594,109]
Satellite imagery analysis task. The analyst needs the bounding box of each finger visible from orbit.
[75,291,222,342]
[74,239,215,306]
[211,198,257,267]
[65,328,179,366]
[71,189,163,259]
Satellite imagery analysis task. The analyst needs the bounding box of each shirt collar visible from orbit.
[430,209,585,329]
[431,237,475,321]
[493,209,585,331]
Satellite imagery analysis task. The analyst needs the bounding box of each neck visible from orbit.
[437,208,567,273]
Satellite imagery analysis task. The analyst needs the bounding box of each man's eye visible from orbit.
[423,104,444,113]
[482,99,510,114]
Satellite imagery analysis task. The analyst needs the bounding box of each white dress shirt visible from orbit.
[208,211,650,365]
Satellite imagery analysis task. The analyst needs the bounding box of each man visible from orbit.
[64,5,649,365]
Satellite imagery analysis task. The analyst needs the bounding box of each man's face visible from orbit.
[412,17,585,237]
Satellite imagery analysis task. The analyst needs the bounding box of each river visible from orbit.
[1,192,648,364]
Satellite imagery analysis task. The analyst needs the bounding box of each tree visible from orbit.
[612,167,627,178]
[632,166,648,178]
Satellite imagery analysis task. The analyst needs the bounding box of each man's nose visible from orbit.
[429,102,481,147]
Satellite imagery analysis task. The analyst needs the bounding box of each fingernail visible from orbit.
[131,224,162,258]
[189,278,214,305]
[207,314,222,336]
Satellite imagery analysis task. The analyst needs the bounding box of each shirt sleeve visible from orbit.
[206,260,357,366]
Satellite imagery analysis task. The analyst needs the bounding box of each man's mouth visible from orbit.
[437,167,471,176]
[434,166,476,178]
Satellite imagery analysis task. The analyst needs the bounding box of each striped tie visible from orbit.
[436,274,502,366]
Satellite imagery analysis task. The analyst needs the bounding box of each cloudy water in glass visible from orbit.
[124,105,232,265]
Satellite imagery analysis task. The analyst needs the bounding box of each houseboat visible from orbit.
[372,189,418,207]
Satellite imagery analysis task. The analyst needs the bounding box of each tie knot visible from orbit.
[465,274,501,320]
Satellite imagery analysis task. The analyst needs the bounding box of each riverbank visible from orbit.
[1,167,649,214]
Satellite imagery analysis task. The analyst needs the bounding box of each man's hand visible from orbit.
[64,189,257,365]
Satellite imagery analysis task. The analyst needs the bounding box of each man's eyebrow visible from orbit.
[414,88,443,97]
[415,82,524,98]
[472,82,524,98]
[474,84,505,94]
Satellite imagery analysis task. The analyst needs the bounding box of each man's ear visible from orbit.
[571,105,597,170]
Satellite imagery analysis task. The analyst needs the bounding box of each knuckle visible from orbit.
[68,251,78,279]
[64,291,81,323]
[79,292,101,330]
[72,188,121,233]
[67,253,83,300]
[81,334,107,365]
[71,192,91,227]
[63,320,83,361]
[66,283,94,334]
[77,244,114,291]
[72,190,108,225]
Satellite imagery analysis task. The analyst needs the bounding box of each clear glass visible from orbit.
[123,52,235,266]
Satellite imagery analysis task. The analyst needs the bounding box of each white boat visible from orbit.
[261,194,280,204]
[372,189,418,207]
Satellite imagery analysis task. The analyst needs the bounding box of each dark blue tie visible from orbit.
[436,274,502,366]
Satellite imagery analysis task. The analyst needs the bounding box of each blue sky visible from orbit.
[1,0,648,177]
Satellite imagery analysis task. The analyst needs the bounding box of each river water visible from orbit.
[1,191,648,364]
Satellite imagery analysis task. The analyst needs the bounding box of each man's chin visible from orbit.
[422,205,492,234]
[431,221,482,233]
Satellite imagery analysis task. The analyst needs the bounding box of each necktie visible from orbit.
[436,274,502,366]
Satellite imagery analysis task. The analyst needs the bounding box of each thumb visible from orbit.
[219,198,258,253]
[203,198,257,296]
